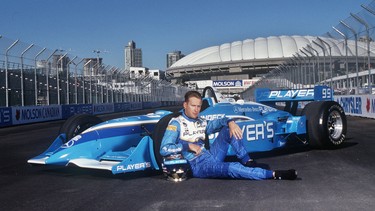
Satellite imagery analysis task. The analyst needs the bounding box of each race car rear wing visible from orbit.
[255,86,333,102]
[255,86,333,115]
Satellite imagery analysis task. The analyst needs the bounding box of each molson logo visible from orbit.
[213,80,242,87]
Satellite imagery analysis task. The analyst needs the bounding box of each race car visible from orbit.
[28,85,346,178]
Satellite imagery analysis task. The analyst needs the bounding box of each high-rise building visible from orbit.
[167,50,184,68]
[125,40,142,70]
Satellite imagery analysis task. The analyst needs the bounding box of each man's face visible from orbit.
[183,96,202,119]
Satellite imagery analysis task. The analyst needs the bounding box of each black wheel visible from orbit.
[151,112,182,169]
[302,101,347,148]
[59,114,103,143]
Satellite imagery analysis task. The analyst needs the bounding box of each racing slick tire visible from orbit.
[59,114,103,143]
[302,101,347,148]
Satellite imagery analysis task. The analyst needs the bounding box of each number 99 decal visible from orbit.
[322,88,332,99]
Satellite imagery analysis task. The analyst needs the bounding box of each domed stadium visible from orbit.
[166,35,375,84]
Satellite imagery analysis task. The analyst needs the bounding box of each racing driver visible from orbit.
[160,90,298,180]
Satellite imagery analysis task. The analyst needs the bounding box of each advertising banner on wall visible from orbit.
[0,107,12,127]
[61,104,93,119]
[335,95,375,119]
[11,105,62,125]
[93,103,115,115]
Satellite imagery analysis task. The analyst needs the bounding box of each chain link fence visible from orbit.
[0,36,190,107]
[242,0,375,100]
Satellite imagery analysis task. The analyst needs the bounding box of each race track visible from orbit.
[0,109,374,211]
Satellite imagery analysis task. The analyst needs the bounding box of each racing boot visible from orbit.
[274,169,297,180]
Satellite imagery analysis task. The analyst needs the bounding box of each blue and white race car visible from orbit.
[28,86,346,176]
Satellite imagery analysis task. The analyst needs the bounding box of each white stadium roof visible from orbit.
[170,35,374,68]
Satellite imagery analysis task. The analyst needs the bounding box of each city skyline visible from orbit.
[0,0,372,70]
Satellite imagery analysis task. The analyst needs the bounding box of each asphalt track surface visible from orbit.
[1,107,375,211]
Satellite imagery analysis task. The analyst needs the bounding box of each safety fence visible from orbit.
[0,35,190,108]
[243,0,375,100]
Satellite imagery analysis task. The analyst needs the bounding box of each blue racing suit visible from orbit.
[160,111,274,180]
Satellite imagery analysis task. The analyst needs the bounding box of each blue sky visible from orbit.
[0,0,372,70]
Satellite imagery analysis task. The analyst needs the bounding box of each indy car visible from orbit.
[28,86,346,178]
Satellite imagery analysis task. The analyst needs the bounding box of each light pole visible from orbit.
[302,47,316,86]
[317,37,333,87]
[308,45,320,84]
[34,47,46,105]
[293,55,301,88]
[74,58,85,104]
[313,40,326,84]
[66,56,77,104]
[340,20,359,89]
[45,50,58,105]
[111,68,119,103]
[102,65,110,103]
[90,62,100,104]
[83,60,92,104]
[5,39,19,107]
[332,26,349,89]
[57,53,68,105]
[20,44,34,106]
[299,50,310,87]
[105,67,115,103]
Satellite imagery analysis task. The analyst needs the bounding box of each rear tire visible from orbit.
[59,114,103,143]
[301,101,346,148]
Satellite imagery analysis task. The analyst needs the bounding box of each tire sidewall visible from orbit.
[324,102,346,146]
[302,101,346,148]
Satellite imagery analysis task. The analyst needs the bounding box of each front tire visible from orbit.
[302,101,347,148]
[59,114,103,143]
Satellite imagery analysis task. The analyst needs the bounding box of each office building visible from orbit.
[167,50,184,68]
[125,40,142,70]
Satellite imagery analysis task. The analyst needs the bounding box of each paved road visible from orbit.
[0,109,374,211]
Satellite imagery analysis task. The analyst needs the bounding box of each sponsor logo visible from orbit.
[213,80,242,87]
[269,89,314,98]
[200,114,225,120]
[116,162,151,171]
[242,122,274,141]
[0,109,11,124]
[338,97,362,114]
[62,135,82,148]
[233,106,276,113]
[166,125,177,131]
[15,107,61,121]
